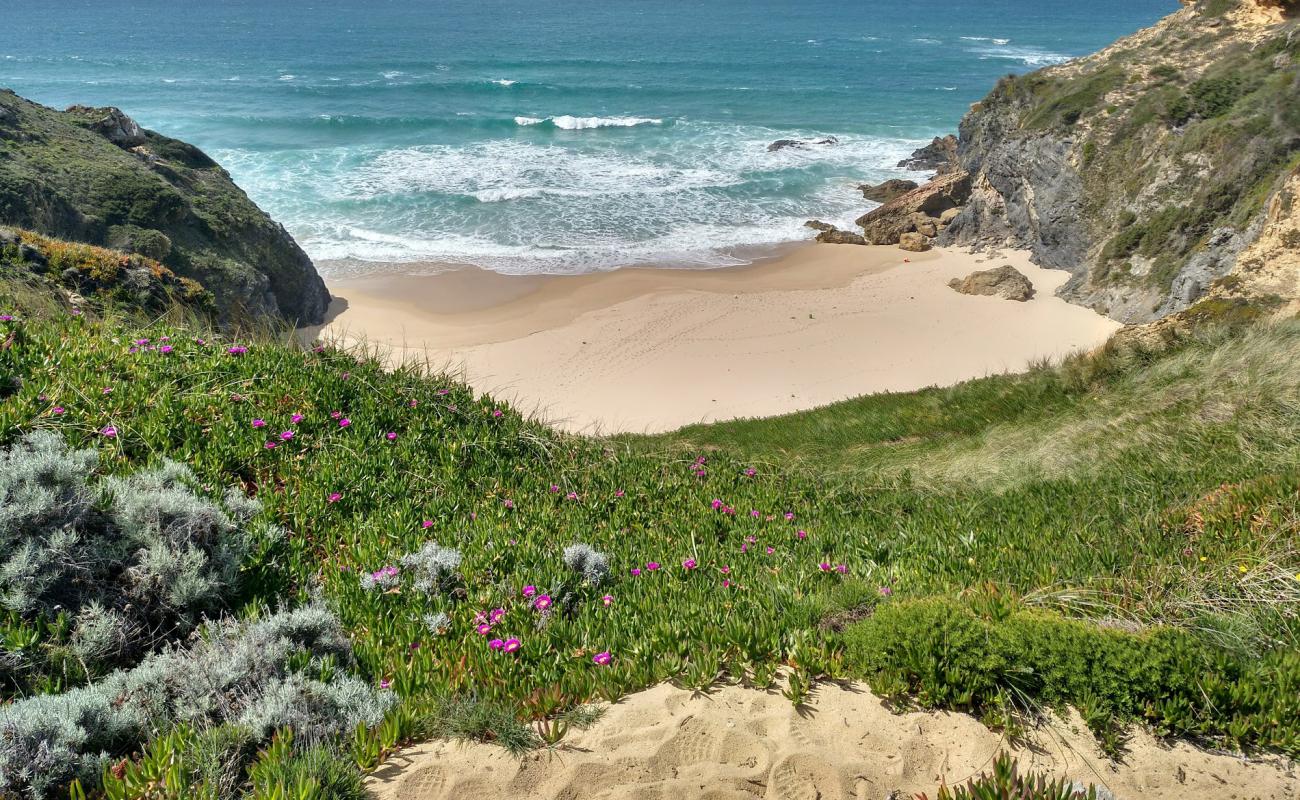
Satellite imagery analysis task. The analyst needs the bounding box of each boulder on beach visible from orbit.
[816,227,867,245]
[948,264,1035,301]
[804,219,836,232]
[939,207,963,226]
[855,171,972,245]
[899,232,930,252]
[860,178,919,203]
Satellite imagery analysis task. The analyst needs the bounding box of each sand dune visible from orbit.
[366,680,1297,800]
[310,245,1122,434]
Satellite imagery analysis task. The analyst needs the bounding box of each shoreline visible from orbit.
[305,242,1123,434]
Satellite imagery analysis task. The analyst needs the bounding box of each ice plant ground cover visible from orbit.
[0,278,1297,796]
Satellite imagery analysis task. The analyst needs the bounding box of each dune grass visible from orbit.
[0,276,1297,797]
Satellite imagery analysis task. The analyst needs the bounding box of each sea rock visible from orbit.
[816,227,867,245]
[898,135,959,174]
[939,207,963,225]
[804,220,837,232]
[899,232,931,252]
[768,136,839,152]
[948,265,1034,301]
[64,105,147,148]
[860,179,919,203]
[856,171,972,245]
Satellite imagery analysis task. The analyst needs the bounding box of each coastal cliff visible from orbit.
[912,0,1300,323]
[0,91,329,325]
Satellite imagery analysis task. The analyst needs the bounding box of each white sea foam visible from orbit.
[491,78,517,86]
[515,116,545,126]
[382,70,406,79]
[973,44,1069,66]
[993,38,1011,45]
[278,74,296,81]
[514,115,664,130]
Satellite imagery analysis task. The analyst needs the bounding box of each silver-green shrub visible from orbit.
[0,604,390,799]
[562,543,610,586]
[0,432,275,679]
[399,541,462,594]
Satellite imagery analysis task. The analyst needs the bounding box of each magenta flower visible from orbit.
[280,430,294,440]
[615,489,625,498]
[159,345,173,354]
[630,567,642,577]
[409,399,419,407]
[592,651,612,666]
[338,418,351,428]
[503,638,521,654]
[566,492,578,501]
[720,565,730,574]
[489,638,505,650]
[331,411,342,419]
[422,520,434,528]
[291,413,304,423]
[102,387,112,395]
[264,441,277,450]
[722,579,732,588]
[489,608,506,623]
[386,432,397,441]
[51,407,65,416]
[437,388,450,396]
[682,558,697,571]
[766,547,775,555]
[711,499,723,510]
[379,678,392,690]
[252,419,266,428]
[750,509,760,518]
[797,530,808,540]
[836,564,848,574]
[134,338,149,346]
[503,498,514,509]
[522,585,537,598]
[534,595,552,611]
[818,562,831,572]
[328,492,342,503]
[550,484,560,493]
[744,468,756,477]
[601,594,614,607]
[100,425,117,438]
[645,562,661,571]
[879,586,893,597]
[227,346,247,356]
[477,623,493,636]
[492,409,503,418]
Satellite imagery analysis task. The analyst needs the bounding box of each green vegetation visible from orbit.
[0,262,1297,798]
[917,753,1099,800]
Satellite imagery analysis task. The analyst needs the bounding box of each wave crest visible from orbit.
[514,115,664,130]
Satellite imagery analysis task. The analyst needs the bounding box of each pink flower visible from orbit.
[592,651,612,666]
[386,432,397,441]
[550,484,560,493]
[615,489,625,498]
[102,387,112,395]
[601,594,614,607]
[379,678,392,690]
[797,530,808,540]
[818,562,831,572]
[711,499,723,510]
[100,425,117,438]
[722,579,732,588]
[489,638,505,650]
[159,345,173,354]
[252,419,266,428]
[328,492,342,503]
[338,418,351,428]
[629,568,642,577]
[744,468,756,477]
[503,638,521,654]
[879,586,893,597]
[422,520,434,528]
[682,558,697,571]
[227,346,247,356]
[477,623,493,636]
[291,413,304,423]
[645,562,661,571]
[489,608,506,623]
[280,430,294,440]
[522,585,537,598]
[264,441,277,450]
[836,564,848,574]
[785,512,795,521]
[720,565,730,574]
[409,399,419,408]
[437,388,450,396]
[765,547,775,555]
[534,595,552,611]
[566,492,578,501]
[51,407,65,415]
[492,409,503,418]
[503,499,515,509]
[331,411,342,419]
[750,509,760,518]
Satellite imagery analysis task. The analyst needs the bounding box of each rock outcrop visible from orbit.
[948,265,1035,301]
[935,0,1300,323]
[898,232,930,252]
[0,90,330,325]
[855,171,971,245]
[860,179,919,203]
[768,136,838,153]
[897,135,959,174]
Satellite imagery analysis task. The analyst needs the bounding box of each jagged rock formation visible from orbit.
[936,0,1300,323]
[948,265,1035,301]
[855,171,972,245]
[860,179,919,203]
[0,91,329,325]
[898,135,959,174]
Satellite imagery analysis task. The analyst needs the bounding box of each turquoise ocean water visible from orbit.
[4,0,1176,276]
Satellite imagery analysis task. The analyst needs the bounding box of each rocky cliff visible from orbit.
[935,0,1300,323]
[0,91,329,325]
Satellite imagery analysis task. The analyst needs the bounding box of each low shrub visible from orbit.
[844,598,1300,756]
[0,604,391,799]
[918,753,1104,800]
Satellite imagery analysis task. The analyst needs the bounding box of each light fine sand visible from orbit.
[308,245,1123,434]
[366,680,1297,800]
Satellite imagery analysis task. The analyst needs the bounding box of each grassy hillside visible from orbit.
[0,268,1297,797]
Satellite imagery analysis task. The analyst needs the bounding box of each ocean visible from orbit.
[4,0,1177,277]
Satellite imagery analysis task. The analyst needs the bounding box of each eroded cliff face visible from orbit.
[938,0,1300,323]
[0,91,330,326]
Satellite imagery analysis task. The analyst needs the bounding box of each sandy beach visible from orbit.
[307,244,1123,434]
[367,679,1298,800]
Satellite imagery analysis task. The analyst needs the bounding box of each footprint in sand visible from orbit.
[652,716,770,775]
[767,753,849,800]
[397,764,447,798]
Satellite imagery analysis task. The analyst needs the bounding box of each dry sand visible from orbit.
[366,679,1297,800]
[308,244,1123,434]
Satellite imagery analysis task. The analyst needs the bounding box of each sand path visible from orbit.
[366,680,1297,800]
[308,245,1122,434]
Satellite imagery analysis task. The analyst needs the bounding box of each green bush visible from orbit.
[844,598,1300,756]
